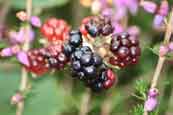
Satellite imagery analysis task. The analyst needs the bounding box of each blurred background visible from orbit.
[0,0,173,115]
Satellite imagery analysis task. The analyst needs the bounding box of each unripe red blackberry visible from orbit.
[41,18,70,43]
[25,44,68,75]
[109,32,140,68]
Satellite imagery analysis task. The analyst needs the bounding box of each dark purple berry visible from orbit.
[80,53,93,66]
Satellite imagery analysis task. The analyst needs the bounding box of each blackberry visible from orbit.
[41,18,70,43]
[25,44,69,75]
[70,45,116,91]
[109,32,141,68]
[69,30,83,47]
[82,15,114,37]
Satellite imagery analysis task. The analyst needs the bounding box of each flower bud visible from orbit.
[11,92,23,105]
[30,16,42,28]
[148,88,159,97]
[159,45,169,57]
[16,11,27,21]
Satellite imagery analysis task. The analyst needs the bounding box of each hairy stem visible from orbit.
[143,9,173,115]
[16,0,32,115]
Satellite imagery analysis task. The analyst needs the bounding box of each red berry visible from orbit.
[109,32,140,68]
[25,48,49,75]
[106,69,116,81]
[25,44,68,75]
[103,80,113,89]
[41,18,70,43]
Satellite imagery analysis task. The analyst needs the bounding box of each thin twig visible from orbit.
[143,9,173,115]
[79,89,91,115]
[101,93,113,115]
[0,0,11,25]
[16,0,32,115]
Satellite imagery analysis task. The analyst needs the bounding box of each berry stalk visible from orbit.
[143,8,173,115]
[16,0,32,115]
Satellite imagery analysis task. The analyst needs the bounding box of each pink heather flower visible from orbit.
[102,8,114,17]
[144,97,158,112]
[159,45,169,57]
[158,0,169,16]
[30,16,42,28]
[11,92,23,105]
[16,51,30,66]
[148,88,159,97]
[1,47,13,57]
[113,0,138,21]
[9,27,35,44]
[112,22,124,34]
[127,26,140,37]
[153,15,164,29]
[141,1,157,14]
[168,42,173,51]
[1,45,20,57]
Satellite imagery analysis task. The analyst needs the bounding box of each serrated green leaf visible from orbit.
[11,0,69,9]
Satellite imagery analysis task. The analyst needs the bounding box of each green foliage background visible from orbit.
[0,0,173,115]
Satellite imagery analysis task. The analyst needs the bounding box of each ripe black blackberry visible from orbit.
[71,46,116,91]
[109,32,140,68]
[84,15,114,37]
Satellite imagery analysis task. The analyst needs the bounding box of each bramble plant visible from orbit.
[0,0,173,115]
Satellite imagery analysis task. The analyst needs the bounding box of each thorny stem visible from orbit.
[16,0,32,115]
[143,9,173,115]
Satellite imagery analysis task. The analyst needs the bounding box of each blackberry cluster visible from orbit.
[64,30,116,91]
[26,44,68,75]
[81,16,114,37]
[109,32,140,68]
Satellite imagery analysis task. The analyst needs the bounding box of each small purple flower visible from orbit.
[11,92,23,105]
[1,47,13,57]
[112,22,124,34]
[127,26,140,37]
[16,51,30,66]
[102,8,114,17]
[141,1,157,14]
[168,42,173,51]
[144,97,158,112]
[113,0,139,21]
[30,16,42,28]
[153,15,164,29]
[158,0,169,16]
[159,45,169,57]
[9,27,35,44]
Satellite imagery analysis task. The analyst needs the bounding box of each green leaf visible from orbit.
[11,0,69,9]
[150,43,173,60]
[0,65,66,115]
[130,104,144,115]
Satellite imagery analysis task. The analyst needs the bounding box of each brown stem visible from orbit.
[0,0,11,25]
[79,89,91,115]
[143,9,173,115]
[16,0,32,115]
[101,93,113,115]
